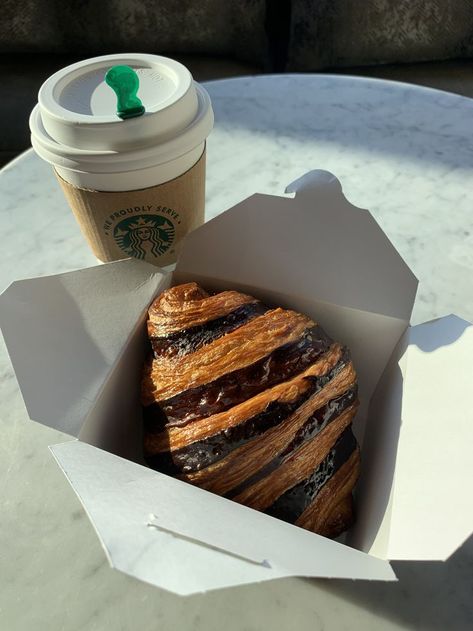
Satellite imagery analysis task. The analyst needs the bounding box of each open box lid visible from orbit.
[50,439,395,594]
[353,314,473,562]
[0,258,165,437]
[388,315,473,561]
[176,170,418,322]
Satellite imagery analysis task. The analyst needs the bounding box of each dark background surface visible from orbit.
[2,0,473,167]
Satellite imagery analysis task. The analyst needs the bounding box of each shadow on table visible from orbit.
[208,76,473,169]
[312,532,473,630]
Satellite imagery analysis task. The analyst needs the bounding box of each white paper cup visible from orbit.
[29,53,214,265]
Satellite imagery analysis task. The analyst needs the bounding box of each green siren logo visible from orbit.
[113,215,175,259]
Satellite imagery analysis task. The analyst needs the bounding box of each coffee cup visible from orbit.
[29,53,214,266]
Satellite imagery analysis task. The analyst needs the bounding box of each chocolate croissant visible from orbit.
[142,283,360,537]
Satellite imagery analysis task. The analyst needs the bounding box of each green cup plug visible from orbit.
[105,65,145,120]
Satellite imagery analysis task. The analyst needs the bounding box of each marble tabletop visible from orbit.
[1,74,473,630]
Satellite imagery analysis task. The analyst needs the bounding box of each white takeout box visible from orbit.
[1,171,473,595]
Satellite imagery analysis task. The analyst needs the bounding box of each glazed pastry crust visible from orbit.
[147,283,257,336]
[142,307,314,404]
[144,343,344,453]
[142,282,360,538]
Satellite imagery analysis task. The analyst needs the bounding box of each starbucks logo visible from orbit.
[113,214,175,260]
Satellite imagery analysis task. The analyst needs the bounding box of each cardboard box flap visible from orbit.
[176,170,418,321]
[346,326,408,559]
[388,315,473,560]
[0,259,163,436]
[51,440,395,595]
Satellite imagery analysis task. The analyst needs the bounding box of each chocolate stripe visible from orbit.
[146,325,333,427]
[264,427,357,524]
[145,344,343,451]
[179,363,357,496]
[146,375,355,478]
[143,308,314,405]
[150,302,268,359]
[295,450,359,535]
[226,387,357,497]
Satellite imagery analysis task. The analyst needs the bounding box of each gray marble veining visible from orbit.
[1,75,472,630]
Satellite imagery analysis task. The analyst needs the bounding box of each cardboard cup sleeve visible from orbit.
[56,149,206,266]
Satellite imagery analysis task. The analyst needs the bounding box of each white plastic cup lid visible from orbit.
[30,53,213,172]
